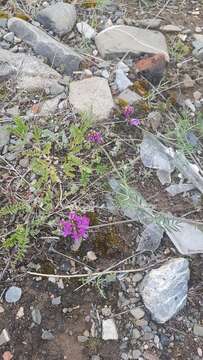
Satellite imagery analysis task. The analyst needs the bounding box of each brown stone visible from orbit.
[134,53,166,85]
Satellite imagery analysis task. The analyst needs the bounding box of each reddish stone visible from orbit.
[134,53,166,85]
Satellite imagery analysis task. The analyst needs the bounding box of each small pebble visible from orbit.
[41,330,54,340]
[197,348,203,357]
[16,307,24,319]
[5,286,22,303]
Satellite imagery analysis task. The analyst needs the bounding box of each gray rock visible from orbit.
[132,349,142,359]
[115,69,132,91]
[41,329,54,340]
[0,329,10,346]
[0,48,62,91]
[31,307,42,325]
[95,25,169,61]
[0,41,11,49]
[5,286,22,303]
[102,319,118,340]
[36,3,76,37]
[137,223,164,252]
[8,17,81,75]
[135,18,161,29]
[130,307,145,320]
[140,258,190,323]
[51,296,61,305]
[46,83,65,96]
[0,127,10,147]
[77,22,96,40]
[160,25,183,32]
[69,77,114,122]
[183,74,195,88]
[91,356,101,360]
[0,60,17,81]
[194,324,203,337]
[132,328,141,339]
[118,88,142,105]
[28,94,64,117]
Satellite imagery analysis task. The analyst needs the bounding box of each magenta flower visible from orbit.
[129,118,141,126]
[87,130,103,144]
[60,211,90,241]
[123,105,134,118]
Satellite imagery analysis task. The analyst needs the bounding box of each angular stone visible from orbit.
[36,3,76,37]
[135,53,166,85]
[95,25,169,61]
[8,18,81,75]
[0,48,62,91]
[118,88,141,105]
[0,127,10,148]
[0,329,10,346]
[130,307,145,320]
[77,22,96,40]
[69,77,114,121]
[140,258,190,323]
[102,319,118,340]
[29,94,64,117]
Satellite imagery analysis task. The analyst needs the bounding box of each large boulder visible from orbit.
[36,3,76,37]
[0,48,62,92]
[8,18,81,75]
[95,25,169,61]
[69,77,114,121]
[140,258,190,323]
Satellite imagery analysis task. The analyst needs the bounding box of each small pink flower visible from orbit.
[123,105,134,118]
[87,130,103,144]
[60,211,90,242]
[129,118,141,126]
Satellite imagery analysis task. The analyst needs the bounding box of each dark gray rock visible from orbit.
[140,258,190,323]
[8,17,81,75]
[36,3,76,37]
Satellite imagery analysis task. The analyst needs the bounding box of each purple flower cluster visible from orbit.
[60,211,90,242]
[87,130,103,144]
[122,105,141,127]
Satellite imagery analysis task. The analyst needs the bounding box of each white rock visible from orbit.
[115,69,132,91]
[77,22,96,40]
[117,61,129,73]
[86,251,97,261]
[95,25,169,61]
[0,329,10,346]
[102,319,118,340]
[0,305,5,313]
[193,90,202,101]
[5,286,22,303]
[28,94,64,117]
[3,32,14,43]
[118,88,142,105]
[184,98,196,112]
[36,3,76,36]
[130,307,145,320]
[69,77,114,122]
[16,306,24,319]
[140,258,190,323]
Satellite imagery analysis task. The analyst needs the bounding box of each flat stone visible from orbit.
[95,25,169,61]
[102,319,118,340]
[51,296,61,305]
[77,335,88,343]
[0,127,10,147]
[135,18,161,29]
[5,286,22,303]
[36,3,76,37]
[8,17,81,75]
[135,53,166,85]
[69,77,114,122]
[130,307,145,320]
[31,307,42,325]
[118,88,142,105]
[0,305,5,313]
[160,25,183,32]
[0,329,10,346]
[194,324,203,337]
[140,258,189,323]
[147,111,162,131]
[29,94,64,117]
[3,32,14,43]
[0,48,62,91]
[115,69,132,91]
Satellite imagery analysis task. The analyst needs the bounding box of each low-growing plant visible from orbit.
[2,225,29,261]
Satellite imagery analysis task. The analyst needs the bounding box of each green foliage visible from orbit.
[170,39,190,62]
[2,225,29,261]
[31,157,59,188]
[168,112,200,155]
[10,116,28,141]
[0,202,31,218]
